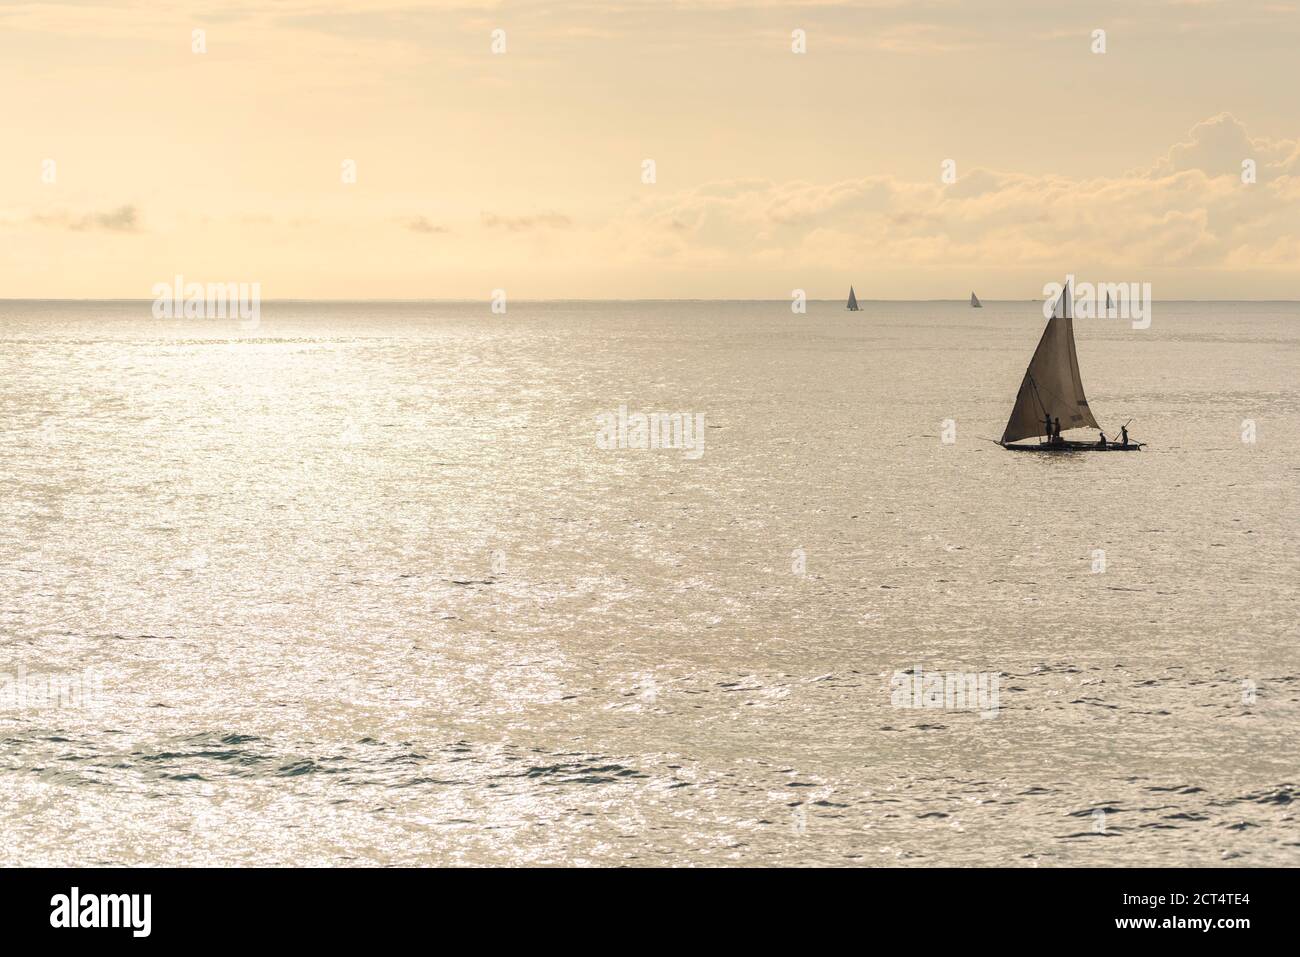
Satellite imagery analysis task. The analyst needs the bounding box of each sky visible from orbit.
[2,0,1299,299]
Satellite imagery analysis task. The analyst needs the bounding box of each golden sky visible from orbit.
[3,0,1299,299]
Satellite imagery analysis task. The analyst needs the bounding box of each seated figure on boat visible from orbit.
[1096,431,1107,448]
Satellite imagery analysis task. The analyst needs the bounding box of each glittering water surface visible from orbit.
[2,299,1297,866]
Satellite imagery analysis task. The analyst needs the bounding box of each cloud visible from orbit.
[401,216,450,234]
[871,22,973,54]
[481,210,573,231]
[1148,112,1300,178]
[31,205,141,232]
[609,114,1300,273]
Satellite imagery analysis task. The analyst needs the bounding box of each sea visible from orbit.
[1,299,1296,866]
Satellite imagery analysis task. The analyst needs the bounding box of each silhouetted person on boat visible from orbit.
[1120,425,1129,448]
[1043,414,1053,442]
[1053,417,1062,444]
[1096,431,1107,449]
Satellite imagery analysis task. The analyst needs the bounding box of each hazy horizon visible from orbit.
[4,296,1300,304]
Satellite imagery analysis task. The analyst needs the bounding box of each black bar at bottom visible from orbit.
[0,867,1277,942]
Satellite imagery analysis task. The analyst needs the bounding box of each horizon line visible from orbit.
[4,297,1299,304]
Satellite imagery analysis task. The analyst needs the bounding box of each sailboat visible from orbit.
[970,292,982,308]
[846,286,860,311]
[999,278,1142,452]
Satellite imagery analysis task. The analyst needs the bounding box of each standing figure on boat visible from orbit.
[1120,425,1129,448]
[1053,417,1062,444]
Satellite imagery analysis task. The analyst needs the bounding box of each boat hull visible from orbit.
[1001,441,1143,453]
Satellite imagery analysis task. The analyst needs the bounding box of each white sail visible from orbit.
[970,292,982,307]
[1000,280,1100,444]
[846,286,859,310]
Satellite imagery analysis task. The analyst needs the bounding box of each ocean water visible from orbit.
[1,299,1296,867]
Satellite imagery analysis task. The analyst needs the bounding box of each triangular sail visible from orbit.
[970,292,981,307]
[846,286,859,310]
[1000,280,1100,444]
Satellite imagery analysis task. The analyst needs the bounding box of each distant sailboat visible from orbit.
[1105,290,1114,315]
[846,286,860,311]
[970,292,982,308]
[999,278,1142,452]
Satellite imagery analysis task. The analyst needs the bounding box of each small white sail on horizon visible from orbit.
[970,292,982,307]
[1000,279,1101,444]
[846,286,860,311]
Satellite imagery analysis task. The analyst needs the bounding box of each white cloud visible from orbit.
[610,114,1300,275]
[1149,112,1299,177]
